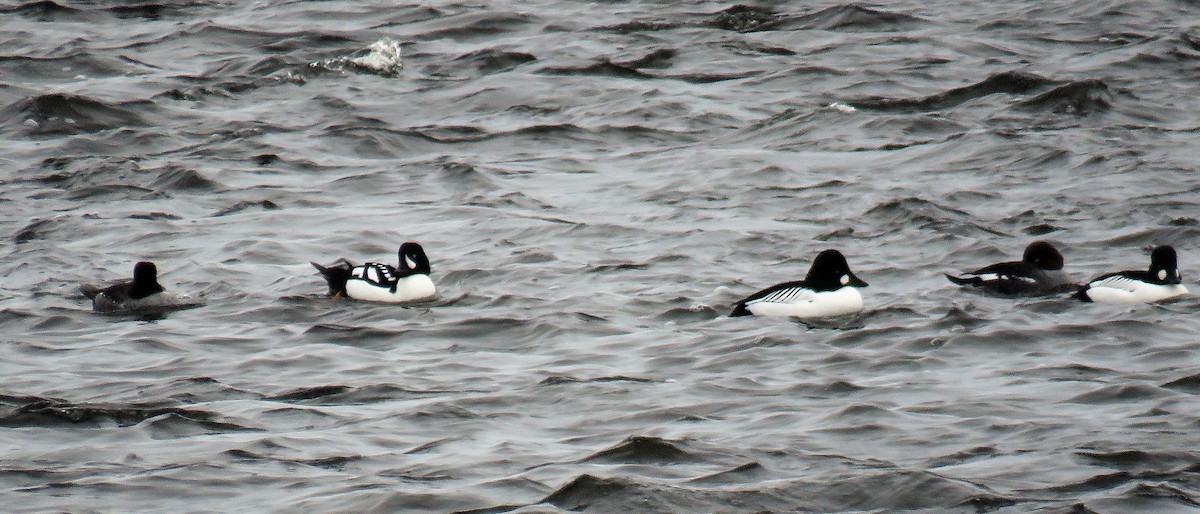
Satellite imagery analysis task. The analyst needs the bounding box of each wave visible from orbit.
[781,4,928,31]
[3,0,194,21]
[848,71,1112,116]
[158,35,403,99]
[1016,79,1112,115]
[13,217,63,244]
[538,375,657,386]
[581,436,701,464]
[687,462,767,484]
[710,5,778,32]
[149,165,220,191]
[27,160,224,202]
[403,11,535,41]
[540,469,994,512]
[0,397,251,432]
[1162,372,1200,393]
[211,200,279,217]
[225,448,362,470]
[712,4,926,32]
[0,51,133,82]
[541,474,642,511]
[309,37,403,77]
[1093,225,1200,247]
[452,48,537,74]
[1077,449,1199,474]
[615,48,676,69]
[1065,384,1169,404]
[862,196,1009,236]
[4,0,90,21]
[541,60,655,79]
[540,58,759,83]
[0,93,151,136]
[850,71,1056,112]
[597,19,680,34]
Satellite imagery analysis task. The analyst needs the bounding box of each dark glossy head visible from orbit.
[133,261,158,283]
[398,242,431,276]
[1022,241,1064,271]
[129,261,164,298]
[1149,245,1181,284]
[806,249,868,289]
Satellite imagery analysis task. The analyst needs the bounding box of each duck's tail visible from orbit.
[1073,286,1093,302]
[311,261,353,298]
[729,302,753,317]
[79,284,102,300]
[944,273,982,287]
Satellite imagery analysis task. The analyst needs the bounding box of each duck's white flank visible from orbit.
[1082,276,1187,304]
[743,286,863,318]
[346,274,436,303]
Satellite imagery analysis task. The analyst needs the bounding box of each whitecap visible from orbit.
[827,102,857,113]
[307,37,404,77]
[348,37,404,75]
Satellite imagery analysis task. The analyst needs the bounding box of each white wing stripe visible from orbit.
[752,287,816,305]
[1090,275,1138,293]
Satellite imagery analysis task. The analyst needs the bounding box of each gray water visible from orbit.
[3,1,1200,512]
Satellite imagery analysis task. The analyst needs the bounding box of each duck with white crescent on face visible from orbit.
[312,242,437,303]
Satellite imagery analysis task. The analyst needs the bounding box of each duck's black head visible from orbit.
[130,261,165,298]
[806,249,868,289]
[1022,241,1064,271]
[398,242,431,276]
[1149,245,1181,284]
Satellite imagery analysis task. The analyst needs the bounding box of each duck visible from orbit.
[944,241,1075,295]
[730,249,868,318]
[312,242,436,303]
[80,261,177,312]
[1075,245,1188,303]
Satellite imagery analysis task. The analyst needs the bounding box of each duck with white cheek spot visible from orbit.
[1076,245,1188,304]
[312,242,437,303]
[731,249,868,318]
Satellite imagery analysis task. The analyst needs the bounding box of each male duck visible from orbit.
[731,249,868,318]
[312,242,436,303]
[1076,245,1188,303]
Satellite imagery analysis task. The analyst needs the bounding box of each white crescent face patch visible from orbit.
[405,255,418,269]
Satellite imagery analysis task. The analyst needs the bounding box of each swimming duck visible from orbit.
[945,241,1075,295]
[312,242,436,303]
[731,249,868,318]
[1075,245,1188,303]
[81,261,176,312]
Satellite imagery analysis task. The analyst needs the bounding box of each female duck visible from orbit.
[945,241,1075,295]
[81,261,178,312]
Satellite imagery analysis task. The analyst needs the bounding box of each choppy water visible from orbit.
[3,1,1200,512]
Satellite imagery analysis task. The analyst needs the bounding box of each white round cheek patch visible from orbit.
[840,274,850,285]
[1158,270,1167,280]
